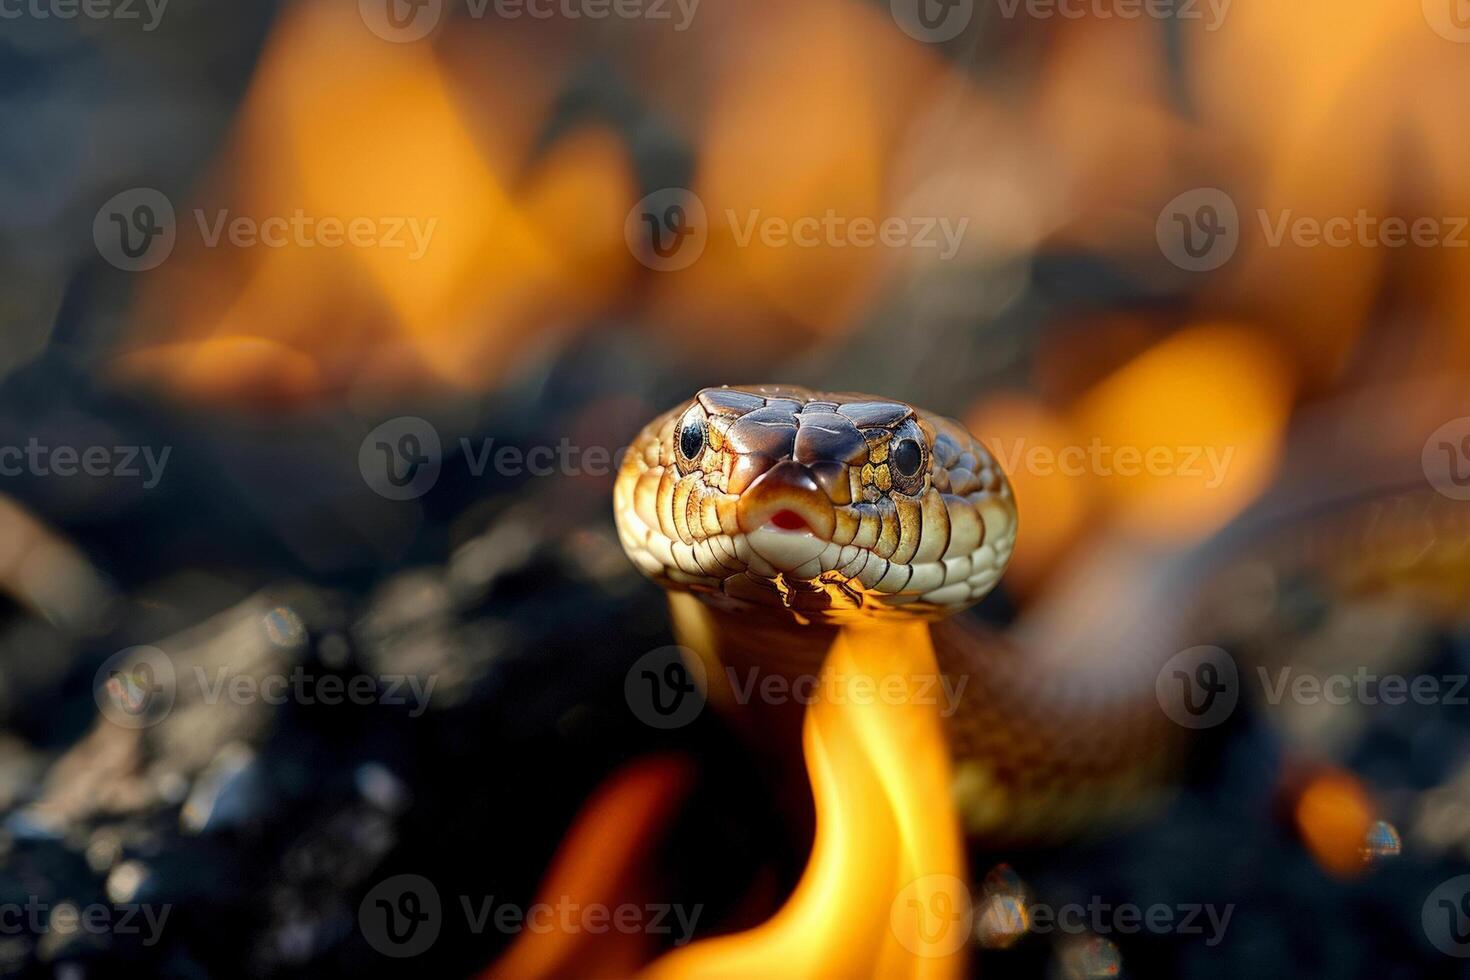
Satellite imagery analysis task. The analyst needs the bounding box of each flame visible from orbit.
[1071,321,1294,539]
[1292,768,1376,880]
[964,395,1090,595]
[642,0,949,357]
[968,321,1294,587]
[117,0,635,408]
[486,756,694,980]
[642,621,967,980]
[1186,0,1470,383]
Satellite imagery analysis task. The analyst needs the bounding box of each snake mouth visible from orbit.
[735,460,838,574]
[766,509,810,532]
[737,462,837,537]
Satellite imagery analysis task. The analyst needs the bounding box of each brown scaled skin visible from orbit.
[615,384,1017,626]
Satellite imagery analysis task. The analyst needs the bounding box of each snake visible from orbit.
[612,383,1182,843]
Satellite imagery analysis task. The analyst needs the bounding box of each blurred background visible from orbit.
[2,0,1470,976]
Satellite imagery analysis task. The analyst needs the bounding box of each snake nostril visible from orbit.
[769,509,809,531]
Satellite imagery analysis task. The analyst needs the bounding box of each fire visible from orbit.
[487,757,695,980]
[641,620,968,980]
[966,321,1294,592]
[485,622,969,979]
[1292,769,1377,880]
[117,0,636,408]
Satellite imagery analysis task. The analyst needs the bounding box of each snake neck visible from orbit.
[668,591,840,702]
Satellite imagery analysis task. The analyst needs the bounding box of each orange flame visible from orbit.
[1293,768,1376,880]
[117,0,635,408]
[642,621,967,980]
[485,756,695,980]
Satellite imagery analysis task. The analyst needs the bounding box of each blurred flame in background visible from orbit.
[109,0,1470,407]
[116,0,636,408]
[1188,0,1470,382]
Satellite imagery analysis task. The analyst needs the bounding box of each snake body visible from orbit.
[614,384,1179,842]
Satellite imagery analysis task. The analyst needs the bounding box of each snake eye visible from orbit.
[892,438,922,478]
[884,421,928,495]
[676,410,707,471]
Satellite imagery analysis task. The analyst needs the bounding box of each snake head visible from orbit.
[614,384,1017,624]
